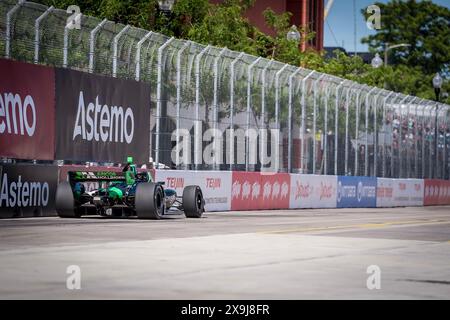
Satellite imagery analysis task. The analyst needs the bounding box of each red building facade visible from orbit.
[210,0,324,52]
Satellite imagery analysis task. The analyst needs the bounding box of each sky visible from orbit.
[324,0,450,53]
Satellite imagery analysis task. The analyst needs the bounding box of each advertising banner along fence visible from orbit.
[231,172,290,211]
[155,170,232,212]
[55,68,151,164]
[424,179,450,206]
[377,178,424,207]
[0,164,59,218]
[376,178,394,207]
[337,176,377,208]
[0,58,55,160]
[392,179,424,207]
[289,174,337,208]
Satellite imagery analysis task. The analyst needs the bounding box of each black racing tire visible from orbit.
[182,185,204,218]
[55,181,80,218]
[135,183,165,219]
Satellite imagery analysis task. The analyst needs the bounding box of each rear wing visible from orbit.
[68,171,126,182]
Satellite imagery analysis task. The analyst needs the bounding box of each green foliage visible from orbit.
[361,0,450,75]
[187,2,257,54]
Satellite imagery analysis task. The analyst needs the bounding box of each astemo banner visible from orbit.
[0,59,55,160]
[155,170,232,211]
[0,164,58,217]
[337,176,377,208]
[54,68,151,164]
[289,174,337,208]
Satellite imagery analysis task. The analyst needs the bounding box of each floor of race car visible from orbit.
[1,206,450,299]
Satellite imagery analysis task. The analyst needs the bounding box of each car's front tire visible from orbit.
[135,183,165,219]
[182,185,204,218]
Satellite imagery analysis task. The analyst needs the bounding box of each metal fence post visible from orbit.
[135,31,153,80]
[63,8,81,68]
[354,85,365,176]
[334,80,345,175]
[288,67,302,173]
[300,71,315,173]
[5,0,24,58]
[406,97,418,177]
[194,45,211,170]
[381,91,394,177]
[260,60,273,171]
[435,103,442,178]
[390,94,401,178]
[422,103,431,178]
[364,87,376,176]
[372,89,383,177]
[343,84,356,176]
[444,106,450,179]
[430,103,437,178]
[112,25,130,77]
[229,52,245,171]
[89,19,108,73]
[246,57,262,171]
[274,64,289,173]
[398,95,410,178]
[176,40,191,169]
[323,85,331,175]
[212,47,227,170]
[155,37,175,168]
[34,5,53,64]
[313,74,325,174]
[414,99,424,178]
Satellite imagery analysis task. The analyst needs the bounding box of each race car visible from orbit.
[55,167,205,220]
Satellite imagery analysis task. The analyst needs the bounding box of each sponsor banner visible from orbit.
[424,179,450,206]
[0,164,58,218]
[337,176,377,208]
[155,170,232,211]
[231,172,290,211]
[260,173,290,210]
[0,59,55,160]
[231,172,261,211]
[289,174,337,208]
[392,179,423,207]
[376,178,394,207]
[55,68,150,163]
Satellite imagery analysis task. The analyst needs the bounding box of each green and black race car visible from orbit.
[55,157,205,219]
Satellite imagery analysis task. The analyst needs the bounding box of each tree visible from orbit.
[361,0,450,75]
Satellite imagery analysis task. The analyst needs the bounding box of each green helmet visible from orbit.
[127,156,133,164]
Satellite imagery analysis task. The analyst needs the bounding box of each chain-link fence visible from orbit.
[2,0,450,179]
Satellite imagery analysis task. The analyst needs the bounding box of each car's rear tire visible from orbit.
[183,185,204,218]
[55,181,80,218]
[135,183,165,219]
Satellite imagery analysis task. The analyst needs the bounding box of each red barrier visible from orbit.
[424,179,450,205]
[0,59,55,160]
[231,172,290,210]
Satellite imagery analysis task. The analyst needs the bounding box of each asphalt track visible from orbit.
[0,206,450,299]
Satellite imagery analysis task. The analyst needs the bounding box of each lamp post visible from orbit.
[371,53,383,68]
[287,25,301,42]
[371,43,411,68]
[433,73,443,178]
[158,0,175,15]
